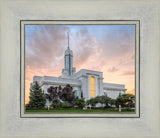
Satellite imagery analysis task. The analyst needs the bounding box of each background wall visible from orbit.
[0,0,160,138]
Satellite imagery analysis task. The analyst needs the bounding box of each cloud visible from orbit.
[25,25,69,69]
[119,71,135,76]
[126,89,135,95]
[72,29,97,69]
[95,26,135,65]
[107,66,118,73]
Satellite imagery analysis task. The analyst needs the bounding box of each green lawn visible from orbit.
[25,109,135,114]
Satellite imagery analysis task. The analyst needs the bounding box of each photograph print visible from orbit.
[21,21,139,117]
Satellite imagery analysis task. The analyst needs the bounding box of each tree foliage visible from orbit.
[86,95,112,108]
[86,97,98,107]
[103,96,112,108]
[74,98,85,109]
[29,81,46,109]
[46,85,62,102]
[86,94,135,109]
[115,94,135,108]
[45,84,78,106]
[60,84,78,104]
[110,99,116,107]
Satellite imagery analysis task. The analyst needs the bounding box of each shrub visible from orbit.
[25,106,47,110]
[74,98,85,109]
[51,102,62,108]
[61,103,72,108]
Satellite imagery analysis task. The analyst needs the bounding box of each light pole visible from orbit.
[119,105,121,112]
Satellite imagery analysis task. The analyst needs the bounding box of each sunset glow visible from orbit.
[25,25,135,104]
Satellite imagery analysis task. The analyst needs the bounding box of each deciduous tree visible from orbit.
[46,84,78,107]
[116,94,135,108]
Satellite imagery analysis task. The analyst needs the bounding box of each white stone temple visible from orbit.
[31,32,126,106]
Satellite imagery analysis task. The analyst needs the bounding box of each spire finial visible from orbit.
[67,32,69,49]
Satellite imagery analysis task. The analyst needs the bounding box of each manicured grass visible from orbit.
[25,108,135,114]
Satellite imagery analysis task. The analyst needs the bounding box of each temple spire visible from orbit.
[62,32,76,78]
[67,32,69,49]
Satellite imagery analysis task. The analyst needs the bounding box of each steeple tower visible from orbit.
[61,32,76,78]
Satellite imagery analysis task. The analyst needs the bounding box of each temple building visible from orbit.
[31,32,126,106]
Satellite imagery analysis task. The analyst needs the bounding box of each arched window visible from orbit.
[90,76,95,98]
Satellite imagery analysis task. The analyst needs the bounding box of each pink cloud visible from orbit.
[119,71,135,76]
[107,66,119,73]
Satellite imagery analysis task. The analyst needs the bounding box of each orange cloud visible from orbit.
[126,89,135,95]
[119,71,135,76]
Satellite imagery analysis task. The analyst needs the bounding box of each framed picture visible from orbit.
[0,0,160,138]
[21,20,140,118]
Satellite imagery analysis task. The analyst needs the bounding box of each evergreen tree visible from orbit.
[29,81,46,109]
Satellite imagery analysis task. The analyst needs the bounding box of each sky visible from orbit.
[25,24,135,104]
